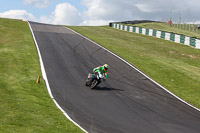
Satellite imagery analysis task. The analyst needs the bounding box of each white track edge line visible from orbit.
[65,26,200,112]
[28,22,88,133]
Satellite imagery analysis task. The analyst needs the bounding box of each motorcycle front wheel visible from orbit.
[90,80,98,89]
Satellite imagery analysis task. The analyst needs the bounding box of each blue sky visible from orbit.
[0,0,86,18]
[0,0,200,25]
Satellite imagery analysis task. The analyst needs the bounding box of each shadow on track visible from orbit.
[93,86,124,91]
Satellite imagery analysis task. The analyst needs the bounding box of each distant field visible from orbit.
[68,26,200,109]
[0,18,83,133]
[132,22,200,38]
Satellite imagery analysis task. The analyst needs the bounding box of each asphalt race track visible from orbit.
[29,22,200,133]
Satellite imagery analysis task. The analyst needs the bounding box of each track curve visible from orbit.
[29,22,200,133]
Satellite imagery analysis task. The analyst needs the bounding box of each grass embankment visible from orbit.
[0,18,83,133]
[132,22,200,38]
[69,26,200,109]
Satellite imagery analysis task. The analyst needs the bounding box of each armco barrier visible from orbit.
[111,23,200,49]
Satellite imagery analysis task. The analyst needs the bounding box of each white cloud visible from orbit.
[0,10,37,21]
[80,0,200,24]
[23,0,49,8]
[40,16,52,24]
[80,19,112,26]
[42,2,113,26]
[40,3,81,25]
[135,4,157,13]
[50,3,81,25]
[81,0,141,23]
[5,0,199,26]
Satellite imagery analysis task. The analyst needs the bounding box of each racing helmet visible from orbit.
[103,64,108,70]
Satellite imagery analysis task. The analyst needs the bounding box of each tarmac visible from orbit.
[29,22,200,133]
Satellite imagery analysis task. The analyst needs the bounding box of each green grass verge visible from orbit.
[131,22,200,38]
[0,18,83,133]
[68,26,200,109]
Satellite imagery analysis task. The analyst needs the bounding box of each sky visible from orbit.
[0,0,200,26]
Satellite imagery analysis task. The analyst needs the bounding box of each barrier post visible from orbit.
[36,75,40,83]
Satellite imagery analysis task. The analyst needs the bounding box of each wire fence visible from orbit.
[162,18,200,34]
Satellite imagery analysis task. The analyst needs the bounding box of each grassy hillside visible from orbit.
[0,18,83,133]
[132,22,200,38]
[68,26,200,109]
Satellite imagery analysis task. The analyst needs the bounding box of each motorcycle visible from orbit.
[85,72,105,89]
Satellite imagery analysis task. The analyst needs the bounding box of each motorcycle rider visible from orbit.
[92,64,108,81]
[86,64,109,86]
